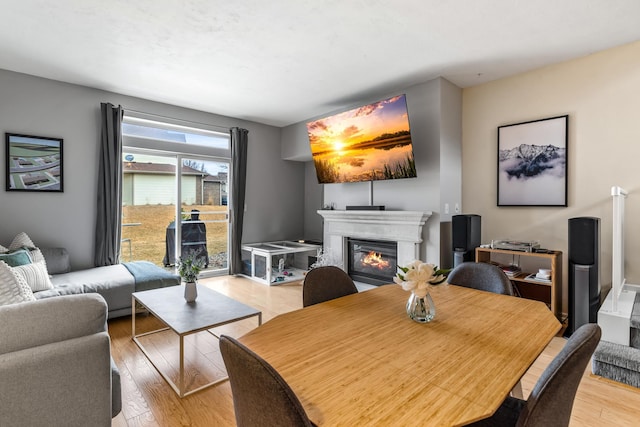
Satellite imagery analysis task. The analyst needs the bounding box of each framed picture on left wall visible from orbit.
[5,133,64,192]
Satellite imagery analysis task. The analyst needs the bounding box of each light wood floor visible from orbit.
[110,275,640,426]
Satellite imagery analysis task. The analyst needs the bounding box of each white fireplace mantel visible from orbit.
[317,210,432,269]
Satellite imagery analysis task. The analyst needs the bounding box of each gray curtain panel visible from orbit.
[94,103,123,267]
[229,127,248,275]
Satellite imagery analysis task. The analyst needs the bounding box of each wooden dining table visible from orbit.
[239,283,561,426]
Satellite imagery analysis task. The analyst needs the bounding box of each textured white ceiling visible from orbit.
[2,0,640,126]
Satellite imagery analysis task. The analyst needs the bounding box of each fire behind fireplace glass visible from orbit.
[348,238,397,286]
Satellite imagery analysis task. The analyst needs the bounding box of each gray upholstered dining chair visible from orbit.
[447,262,514,295]
[302,265,358,307]
[467,323,601,427]
[219,335,316,427]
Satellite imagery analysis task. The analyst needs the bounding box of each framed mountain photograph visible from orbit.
[5,133,63,192]
[497,115,568,207]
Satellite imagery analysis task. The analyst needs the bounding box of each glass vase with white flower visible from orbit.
[394,260,450,323]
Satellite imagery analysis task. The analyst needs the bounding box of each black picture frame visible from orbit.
[497,115,568,207]
[5,133,64,192]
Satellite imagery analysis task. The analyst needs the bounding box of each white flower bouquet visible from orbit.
[393,260,449,298]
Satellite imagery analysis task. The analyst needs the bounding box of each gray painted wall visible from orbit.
[438,78,463,268]
[281,122,311,161]
[280,77,462,266]
[0,69,305,270]
[439,78,463,222]
[303,162,323,241]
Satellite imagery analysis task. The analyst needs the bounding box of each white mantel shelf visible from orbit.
[317,210,432,269]
[318,210,432,242]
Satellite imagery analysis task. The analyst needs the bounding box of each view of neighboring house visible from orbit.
[122,162,228,206]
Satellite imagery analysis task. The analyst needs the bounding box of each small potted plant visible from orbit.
[177,250,206,303]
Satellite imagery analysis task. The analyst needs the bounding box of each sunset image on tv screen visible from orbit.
[307,94,416,184]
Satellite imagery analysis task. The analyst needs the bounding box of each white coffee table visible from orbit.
[132,285,262,397]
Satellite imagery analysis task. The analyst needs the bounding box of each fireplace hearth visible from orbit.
[348,238,397,286]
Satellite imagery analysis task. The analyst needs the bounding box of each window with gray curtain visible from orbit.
[96,107,244,271]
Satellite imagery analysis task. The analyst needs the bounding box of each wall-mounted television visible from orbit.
[307,94,416,184]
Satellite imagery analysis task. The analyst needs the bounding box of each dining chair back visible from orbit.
[447,262,514,295]
[468,323,601,426]
[219,335,315,427]
[520,323,601,425]
[302,266,358,307]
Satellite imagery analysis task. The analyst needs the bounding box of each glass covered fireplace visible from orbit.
[347,238,397,286]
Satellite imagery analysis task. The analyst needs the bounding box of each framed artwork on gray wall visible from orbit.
[5,133,64,192]
[497,115,568,207]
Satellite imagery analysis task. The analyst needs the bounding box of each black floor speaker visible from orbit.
[566,217,601,337]
[452,214,481,267]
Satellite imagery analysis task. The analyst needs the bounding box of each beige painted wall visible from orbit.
[462,40,640,314]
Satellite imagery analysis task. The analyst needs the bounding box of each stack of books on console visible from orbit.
[500,264,522,278]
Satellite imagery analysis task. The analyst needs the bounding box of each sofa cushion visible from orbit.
[33,284,85,300]
[0,293,114,425]
[50,264,135,312]
[0,261,36,306]
[12,260,54,292]
[0,293,108,354]
[39,247,71,274]
[1,334,113,426]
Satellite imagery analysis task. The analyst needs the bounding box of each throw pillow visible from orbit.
[0,249,32,267]
[8,232,38,251]
[12,260,54,292]
[28,248,45,263]
[2,232,44,263]
[0,261,36,306]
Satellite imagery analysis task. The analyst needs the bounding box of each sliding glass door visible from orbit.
[121,151,230,275]
[177,156,229,274]
[120,113,231,276]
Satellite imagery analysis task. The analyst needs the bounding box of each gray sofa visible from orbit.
[36,247,180,318]
[0,293,121,426]
[0,243,179,425]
